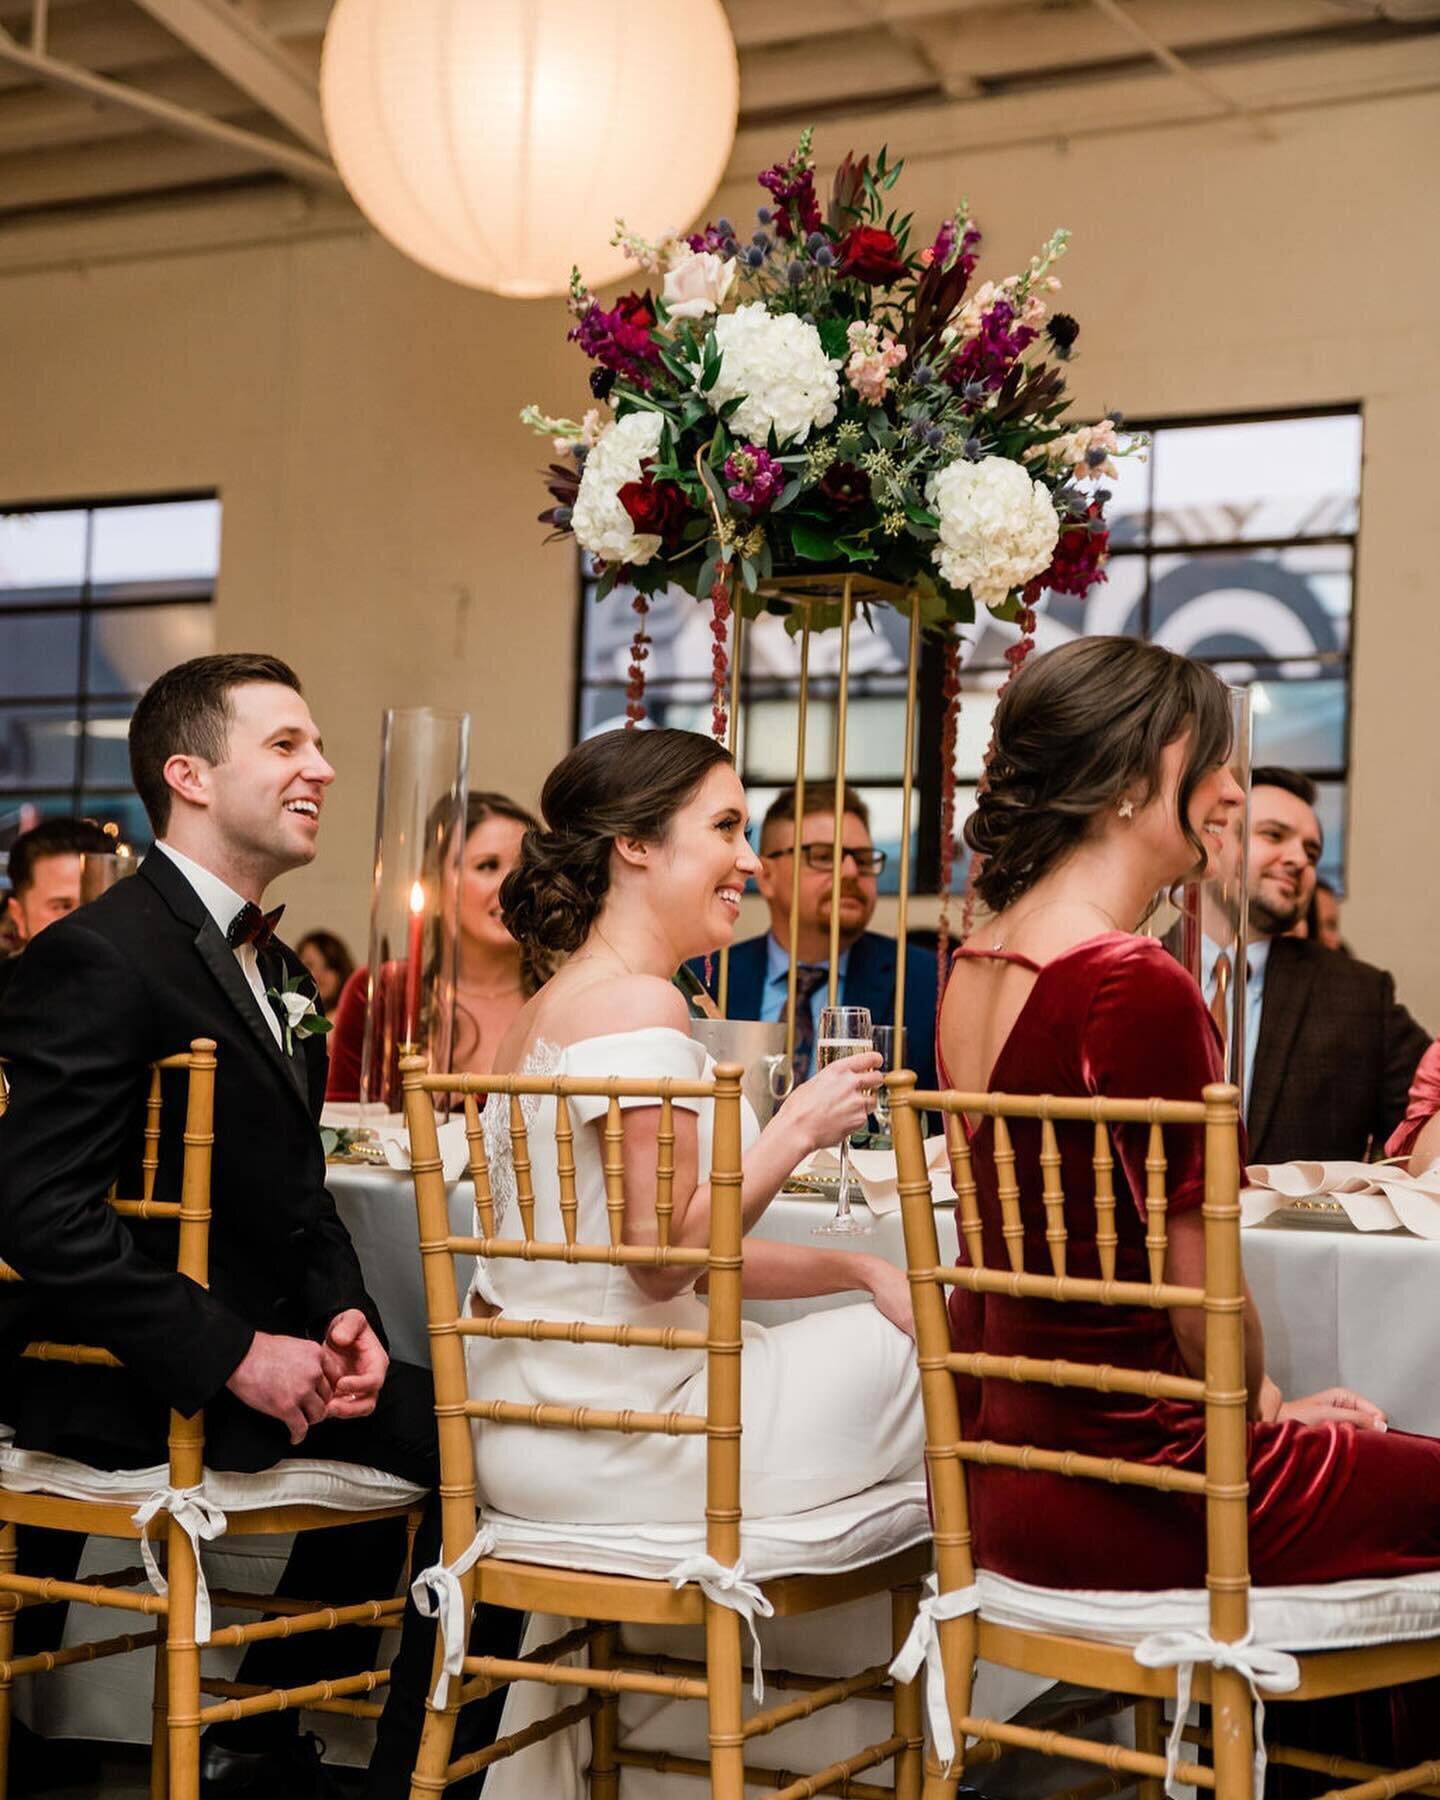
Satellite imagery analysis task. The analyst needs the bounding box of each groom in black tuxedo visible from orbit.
[0,654,510,1799]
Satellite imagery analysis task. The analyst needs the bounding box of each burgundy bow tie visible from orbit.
[226,901,285,952]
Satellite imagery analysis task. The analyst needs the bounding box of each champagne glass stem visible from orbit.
[835,1139,854,1222]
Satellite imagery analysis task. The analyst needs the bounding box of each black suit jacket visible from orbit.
[0,850,379,1462]
[1247,937,1430,1166]
[687,929,941,1094]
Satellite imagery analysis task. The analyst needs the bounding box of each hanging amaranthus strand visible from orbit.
[959,598,1041,941]
[934,627,964,1005]
[623,592,651,728]
[709,567,734,743]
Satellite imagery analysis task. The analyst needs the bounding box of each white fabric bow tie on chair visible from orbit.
[1135,1627,1300,1798]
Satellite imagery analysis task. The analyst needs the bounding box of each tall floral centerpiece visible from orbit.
[524,131,1134,1045]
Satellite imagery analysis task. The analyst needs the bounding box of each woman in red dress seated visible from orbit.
[938,637,1440,1764]
[328,791,545,1102]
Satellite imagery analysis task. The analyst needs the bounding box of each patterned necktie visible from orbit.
[788,963,830,1083]
[226,901,284,952]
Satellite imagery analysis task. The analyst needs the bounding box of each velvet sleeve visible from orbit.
[1080,938,1226,1221]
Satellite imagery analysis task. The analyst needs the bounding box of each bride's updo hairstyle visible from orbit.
[501,728,733,956]
[966,636,1231,914]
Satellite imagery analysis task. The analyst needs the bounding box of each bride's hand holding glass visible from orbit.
[773,1047,883,1152]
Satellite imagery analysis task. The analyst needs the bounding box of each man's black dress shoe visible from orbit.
[200,1731,354,1798]
[8,1719,102,1796]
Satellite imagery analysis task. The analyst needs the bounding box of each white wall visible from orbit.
[1,88,1436,1018]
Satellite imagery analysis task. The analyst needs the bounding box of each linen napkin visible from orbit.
[1243,1158,1440,1237]
[790,1135,957,1214]
[375,1114,471,1184]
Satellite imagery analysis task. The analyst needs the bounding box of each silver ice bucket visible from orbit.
[690,1017,794,1125]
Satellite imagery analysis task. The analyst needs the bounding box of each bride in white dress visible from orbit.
[472,724,923,1527]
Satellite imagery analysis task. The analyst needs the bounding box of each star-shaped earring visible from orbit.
[1117,797,1135,820]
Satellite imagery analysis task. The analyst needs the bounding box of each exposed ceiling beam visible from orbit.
[0,119,280,209]
[0,54,250,151]
[726,33,1440,171]
[0,18,341,184]
[908,1,1361,84]
[0,180,361,274]
[723,0,1034,49]
[739,29,941,115]
[129,0,327,152]
[1087,0,1277,137]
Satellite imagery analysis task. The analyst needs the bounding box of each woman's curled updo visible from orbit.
[501,728,732,956]
[965,636,1231,914]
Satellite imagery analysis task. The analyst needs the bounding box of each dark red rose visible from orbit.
[817,461,872,516]
[618,468,691,551]
[837,225,907,286]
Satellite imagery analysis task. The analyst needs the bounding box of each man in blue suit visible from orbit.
[690,780,939,1092]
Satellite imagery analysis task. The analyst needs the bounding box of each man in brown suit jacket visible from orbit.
[1229,768,1429,1165]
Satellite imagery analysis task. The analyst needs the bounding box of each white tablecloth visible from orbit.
[327,1165,1440,1433]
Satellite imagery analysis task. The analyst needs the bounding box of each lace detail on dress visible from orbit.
[480,1037,563,1235]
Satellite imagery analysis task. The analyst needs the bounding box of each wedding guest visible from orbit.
[1386,1040,1440,1170]
[0,653,515,1799]
[940,637,1440,1766]
[488,730,918,1509]
[296,928,355,1017]
[1197,767,1428,1164]
[688,779,939,1089]
[1307,877,1347,952]
[0,817,114,1006]
[460,730,918,1782]
[326,791,542,1102]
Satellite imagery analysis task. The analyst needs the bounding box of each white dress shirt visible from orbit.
[155,841,284,1049]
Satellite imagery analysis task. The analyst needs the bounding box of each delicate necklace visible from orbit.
[991,897,1125,953]
[570,925,636,976]
[461,979,523,1000]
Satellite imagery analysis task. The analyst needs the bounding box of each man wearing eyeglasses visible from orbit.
[690,780,939,1090]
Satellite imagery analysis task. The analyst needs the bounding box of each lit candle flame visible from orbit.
[409,880,425,914]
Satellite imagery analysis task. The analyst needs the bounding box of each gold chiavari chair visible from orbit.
[888,1071,1440,1800]
[0,1043,426,1800]
[400,1053,933,1800]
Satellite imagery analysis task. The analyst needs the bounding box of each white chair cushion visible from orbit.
[976,1566,1440,1654]
[0,1427,426,1514]
[480,1478,930,1583]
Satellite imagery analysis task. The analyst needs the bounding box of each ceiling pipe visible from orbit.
[0,17,343,186]
[1087,0,1277,140]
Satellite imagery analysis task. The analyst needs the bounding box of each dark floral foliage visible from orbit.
[569,291,662,388]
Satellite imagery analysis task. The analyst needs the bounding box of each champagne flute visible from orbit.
[812,1005,874,1237]
[869,1025,906,1139]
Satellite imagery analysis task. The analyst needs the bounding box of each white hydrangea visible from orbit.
[925,455,1060,607]
[570,410,667,566]
[705,303,840,445]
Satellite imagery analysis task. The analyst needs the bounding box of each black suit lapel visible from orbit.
[257,944,315,1105]
[1247,939,1313,1152]
[193,920,310,1108]
[141,850,312,1113]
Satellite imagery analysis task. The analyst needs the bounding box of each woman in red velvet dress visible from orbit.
[938,638,1440,1768]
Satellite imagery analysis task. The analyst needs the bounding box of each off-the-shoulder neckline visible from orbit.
[500,1024,704,1077]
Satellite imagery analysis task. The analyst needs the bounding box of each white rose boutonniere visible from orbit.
[265,974,333,1056]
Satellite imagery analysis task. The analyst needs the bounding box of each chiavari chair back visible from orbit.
[401,1053,931,1800]
[889,1072,1440,1800]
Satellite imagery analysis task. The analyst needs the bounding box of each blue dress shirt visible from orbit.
[760,933,852,1079]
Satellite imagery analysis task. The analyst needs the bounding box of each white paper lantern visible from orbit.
[320,0,740,299]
